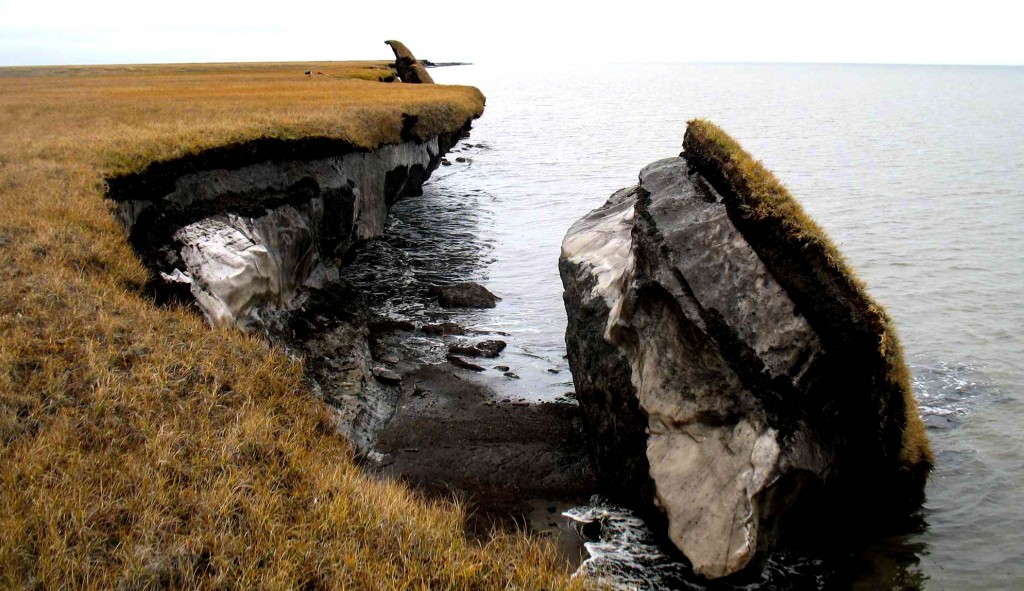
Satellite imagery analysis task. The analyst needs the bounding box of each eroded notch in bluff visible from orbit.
[106,128,464,327]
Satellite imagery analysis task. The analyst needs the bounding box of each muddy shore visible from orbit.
[265,263,594,565]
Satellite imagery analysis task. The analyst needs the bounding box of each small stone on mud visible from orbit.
[372,367,402,385]
[449,344,476,357]
[446,354,486,372]
[475,340,506,357]
[448,339,507,358]
[430,282,501,309]
[421,322,466,336]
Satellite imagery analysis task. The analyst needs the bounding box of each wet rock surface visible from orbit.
[448,339,507,358]
[445,354,486,372]
[371,367,403,385]
[113,131,598,573]
[421,322,467,335]
[560,150,930,578]
[431,281,501,308]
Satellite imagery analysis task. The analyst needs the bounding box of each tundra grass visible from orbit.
[0,61,578,589]
[683,119,931,470]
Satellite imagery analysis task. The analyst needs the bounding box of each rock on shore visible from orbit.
[431,282,501,309]
[559,121,931,579]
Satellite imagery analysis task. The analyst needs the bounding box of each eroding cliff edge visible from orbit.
[559,120,931,579]
[107,118,473,451]
[109,130,465,328]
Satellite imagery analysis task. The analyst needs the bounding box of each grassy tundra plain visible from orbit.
[0,61,579,589]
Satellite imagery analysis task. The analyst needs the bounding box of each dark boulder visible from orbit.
[430,282,501,309]
[421,322,467,336]
[371,367,402,386]
[448,339,507,358]
[445,354,485,372]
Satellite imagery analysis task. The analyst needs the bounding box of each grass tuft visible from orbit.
[0,61,575,590]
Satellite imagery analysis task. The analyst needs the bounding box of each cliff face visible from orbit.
[109,128,466,328]
[106,123,470,450]
[560,122,931,579]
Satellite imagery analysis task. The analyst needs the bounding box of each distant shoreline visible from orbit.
[421,60,472,68]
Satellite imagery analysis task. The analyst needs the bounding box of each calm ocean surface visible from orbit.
[380,63,1023,589]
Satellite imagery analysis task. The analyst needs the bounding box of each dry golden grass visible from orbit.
[1,61,484,176]
[684,119,931,469]
[0,62,577,590]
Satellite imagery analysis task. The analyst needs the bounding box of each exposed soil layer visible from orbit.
[107,136,364,203]
[109,126,469,327]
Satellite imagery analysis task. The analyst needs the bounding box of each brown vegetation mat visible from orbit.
[0,62,578,589]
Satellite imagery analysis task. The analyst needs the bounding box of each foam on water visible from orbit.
[913,359,1000,430]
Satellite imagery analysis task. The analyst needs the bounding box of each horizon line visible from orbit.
[2,58,1022,70]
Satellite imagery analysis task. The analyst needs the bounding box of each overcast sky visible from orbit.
[1,0,1022,67]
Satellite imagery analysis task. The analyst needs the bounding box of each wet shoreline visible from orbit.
[262,179,598,565]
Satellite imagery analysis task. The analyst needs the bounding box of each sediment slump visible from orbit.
[560,120,931,579]
[108,127,468,328]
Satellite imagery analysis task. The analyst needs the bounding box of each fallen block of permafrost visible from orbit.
[559,120,932,579]
[384,40,434,84]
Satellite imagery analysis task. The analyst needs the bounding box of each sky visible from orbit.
[1,0,1022,67]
